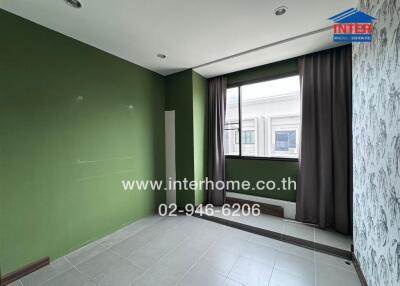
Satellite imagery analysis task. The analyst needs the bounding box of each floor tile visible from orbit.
[315,252,355,272]
[201,211,352,256]
[229,256,273,286]
[213,234,249,255]
[177,266,226,286]
[223,227,253,241]
[122,215,164,234]
[127,231,185,269]
[97,229,134,249]
[92,260,145,286]
[66,241,107,265]
[192,247,240,276]
[138,240,206,285]
[269,268,315,286]
[40,268,96,286]
[278,241,314,261]
[11,216,360,286]
[21,257,73,286]
[274,252,315,281]
[223,279,246,286]
[253,215,284,234]
[248,234,282,250]
[130,268,174,286]
[133,260,189,286]
[109,228,157,258]
[282,221,315,242]
[76,250,144,284]
[241,241,279,266]
[314,228,352,251]
[315,263,361,286]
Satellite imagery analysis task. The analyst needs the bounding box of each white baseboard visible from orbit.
[226,192,296,220]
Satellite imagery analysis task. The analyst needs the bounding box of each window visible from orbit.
[235,130,255,144]
[224,75,300,159]
[224,87,239,156]
[275,131,296,151]
[242,130,255,144]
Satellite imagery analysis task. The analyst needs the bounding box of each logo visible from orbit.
[329,8,376,42]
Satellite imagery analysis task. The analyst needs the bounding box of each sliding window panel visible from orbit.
[240,76,301,158]
[224,87,240,156]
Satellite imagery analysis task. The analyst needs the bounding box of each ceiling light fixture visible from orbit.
[65,0,82,8]
[274,6,288,16]
[157,53,167,59]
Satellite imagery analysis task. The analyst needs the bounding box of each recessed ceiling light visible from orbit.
[64,0,82,8]
[274,6,288,16]
[157,53,167,59]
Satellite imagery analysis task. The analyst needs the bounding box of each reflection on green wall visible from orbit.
[226,159,298,202]
[0,10,165,275]
[225,58,299,202]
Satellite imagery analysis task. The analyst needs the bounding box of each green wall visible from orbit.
[192,72,208,205]
[226,159,298,202]
[0,10,165,275]
[165,70,207,207]
[165,70,195,207]
[227,58,298,86]
[225,58,299,202]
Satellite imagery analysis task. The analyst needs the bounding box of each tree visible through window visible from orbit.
[224,75,300,159]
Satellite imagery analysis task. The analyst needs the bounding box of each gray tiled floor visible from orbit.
[200,207,352,252]
[14,215,360,286]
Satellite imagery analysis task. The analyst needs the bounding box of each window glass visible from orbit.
[224,87,239,155]
[224,75,300,159]
[275,130,296,151]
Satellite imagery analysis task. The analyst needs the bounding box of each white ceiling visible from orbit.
[0,0,355,78]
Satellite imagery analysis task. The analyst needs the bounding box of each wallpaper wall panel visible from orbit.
[353,0,400,285]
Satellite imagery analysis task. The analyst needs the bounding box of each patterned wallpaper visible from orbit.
[353,0,400,285]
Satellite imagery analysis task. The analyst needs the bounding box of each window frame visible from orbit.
[224,72,300,162]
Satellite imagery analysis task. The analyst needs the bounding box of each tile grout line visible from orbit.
[265,234,280,286]
[104,219,180,269]
[96,216,165,249]
[268,235,288,286]
[221,234,248,285]
[63,256,98,285]
[128,219,198,285]
[172,223,231,286]
[15,217,164,286]
[222,229,277,286]
[107,247,147,271]
[129,218,196,267]
[97,216,184,271]
[129,241,184,284]
[266,260,276,286]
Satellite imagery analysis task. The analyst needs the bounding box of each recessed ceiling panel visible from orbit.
[0,0,356,75]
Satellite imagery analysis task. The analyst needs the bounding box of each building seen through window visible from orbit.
[224,75,300,159]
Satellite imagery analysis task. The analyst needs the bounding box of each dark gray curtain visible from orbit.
[296,45,352,235]
[207,76,227,206]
